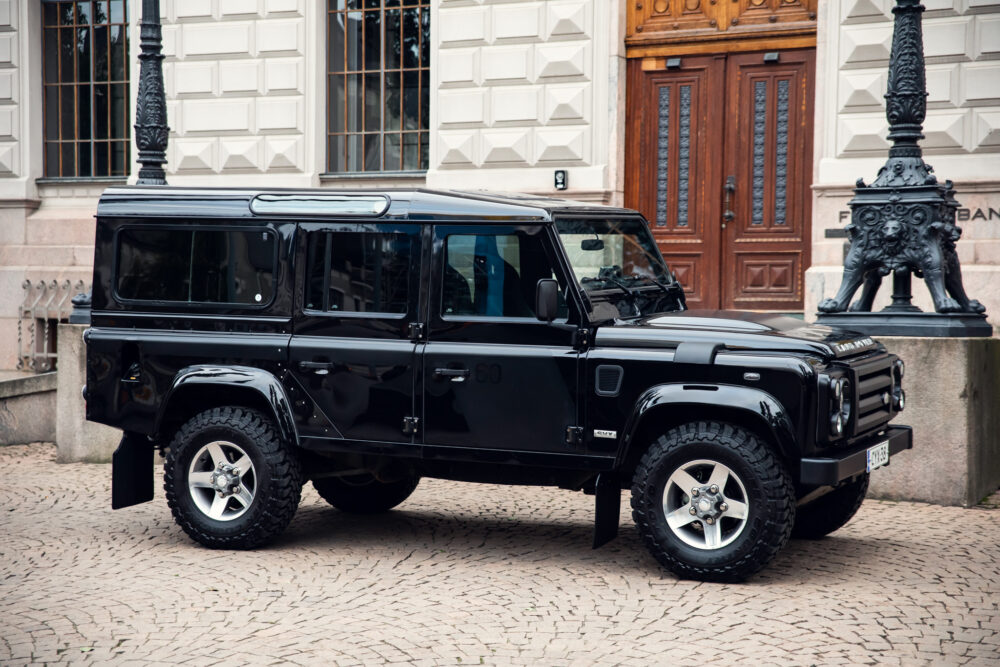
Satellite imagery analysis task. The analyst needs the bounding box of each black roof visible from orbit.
[96,186,637,222]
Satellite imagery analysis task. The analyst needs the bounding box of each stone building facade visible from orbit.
[0,0,996,371]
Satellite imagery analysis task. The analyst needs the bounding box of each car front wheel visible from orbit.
[631,421,795,582]
[164,407,302,549]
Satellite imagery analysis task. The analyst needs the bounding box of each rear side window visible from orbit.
[116,228,276,305]
[305,231,411,315]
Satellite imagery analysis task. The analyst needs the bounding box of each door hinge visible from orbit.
[402,416,420,435]
[408,322,425,341]
[565,426,584,447]
[574,328,590,349]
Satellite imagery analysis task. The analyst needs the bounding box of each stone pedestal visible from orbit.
[868,336,1000,507]
[0,372,57,445]
[56,323,121,463]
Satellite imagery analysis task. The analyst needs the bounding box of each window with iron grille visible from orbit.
[42,0,130,178]
[326,0,429,174]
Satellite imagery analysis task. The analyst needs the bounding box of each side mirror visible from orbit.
[535,279,559,323]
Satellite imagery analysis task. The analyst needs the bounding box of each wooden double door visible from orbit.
[625,49,815,311]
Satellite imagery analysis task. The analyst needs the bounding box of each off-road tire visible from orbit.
[312,474,419,514]
[631,421,795,583]
[793,473,869,539]
[164,407,302,549]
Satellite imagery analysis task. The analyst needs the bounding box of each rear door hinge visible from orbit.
[565,426,584,447]
[408,322,425,341]
[574,328,590,349]
[402,416,420,435]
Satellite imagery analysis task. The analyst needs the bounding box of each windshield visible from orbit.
[556,217,684,319]
[557,217,672,288]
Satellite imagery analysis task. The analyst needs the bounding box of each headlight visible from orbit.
[826,376,851,438]
[830,412,844,435]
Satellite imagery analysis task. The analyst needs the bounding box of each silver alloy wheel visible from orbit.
[187,440,256,521]
[661,458,749,550]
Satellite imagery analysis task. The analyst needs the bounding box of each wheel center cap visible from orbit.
[698,498,713,513]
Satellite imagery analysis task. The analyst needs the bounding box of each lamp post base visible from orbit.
[815,311,993,337]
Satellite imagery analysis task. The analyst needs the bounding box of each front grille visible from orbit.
[848,354,894,437]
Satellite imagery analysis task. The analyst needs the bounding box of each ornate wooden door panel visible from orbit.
[625,55,724,309]
[626,48,814,311]
[628,0,817,55]
[723,49,814,310]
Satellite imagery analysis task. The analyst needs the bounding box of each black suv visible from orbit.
[85,187,911,582]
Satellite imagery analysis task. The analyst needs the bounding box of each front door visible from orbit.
[421,224,580,454]
[626,48,814,310]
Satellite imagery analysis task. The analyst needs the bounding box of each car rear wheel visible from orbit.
[312,474,419,514]
[793,473,869,539]
[164,407,302,549]
[631,421,795,582]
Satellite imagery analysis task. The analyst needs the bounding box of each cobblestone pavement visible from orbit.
[1,443,998,666]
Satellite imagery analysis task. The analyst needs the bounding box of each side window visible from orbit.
[305,231,411,315]
[442,232,566,319]
[116,228,275,305]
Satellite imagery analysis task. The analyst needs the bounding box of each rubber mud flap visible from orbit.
[593,472,621,549]
[112,433,154,509]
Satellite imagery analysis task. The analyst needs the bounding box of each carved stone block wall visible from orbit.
[820,0,1000,182]
[159,0,306,180]
[809,0,1000,328]
[426,0,624,202]
[0,0,19,178]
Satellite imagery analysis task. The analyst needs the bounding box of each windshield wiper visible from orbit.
[650,278,687,311]
[583,276,643,317]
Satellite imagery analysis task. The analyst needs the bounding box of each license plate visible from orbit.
[867,441,890,472]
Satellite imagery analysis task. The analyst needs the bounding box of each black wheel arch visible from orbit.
[156,365,298,447]
[616,384,799,485]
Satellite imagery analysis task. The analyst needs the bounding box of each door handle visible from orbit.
[298,360,334,375]
[723,175,736,229]
[434,367,470,382]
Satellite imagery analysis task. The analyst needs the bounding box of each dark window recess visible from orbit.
[116,229,275,305]
[42,0,131,178]
[306,232,410,314]
[326,0,429,173]
[442,233,566,319]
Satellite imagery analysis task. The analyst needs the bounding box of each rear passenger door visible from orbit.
[289,222,422,445]
[421,224,580,454]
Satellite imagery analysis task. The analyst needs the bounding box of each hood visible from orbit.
[594,310,878,360]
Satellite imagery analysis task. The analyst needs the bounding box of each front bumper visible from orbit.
[799,425,912,486]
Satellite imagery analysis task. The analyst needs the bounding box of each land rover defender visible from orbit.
[85,187,911,582]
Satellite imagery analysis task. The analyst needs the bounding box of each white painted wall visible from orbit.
[149,0,313,186]
[425,0,625,203]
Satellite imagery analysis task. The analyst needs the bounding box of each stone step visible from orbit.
[24,213,97,247]
[0,245,95,269]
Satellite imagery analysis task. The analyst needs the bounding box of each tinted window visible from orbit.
[442,232,565,319]
[305,231,411,314]
[116,228,275,305]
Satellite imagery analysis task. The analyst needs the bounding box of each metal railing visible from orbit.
[17,279,88,372]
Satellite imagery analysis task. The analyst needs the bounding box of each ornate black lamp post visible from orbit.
[134,0,169,185]
[71,0,171,324]
[816,0,990,336]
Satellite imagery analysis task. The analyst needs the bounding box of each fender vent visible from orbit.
[595,365,623,397]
